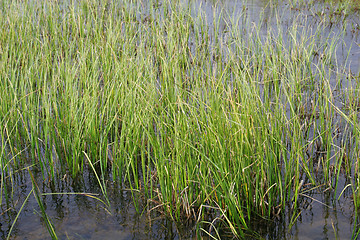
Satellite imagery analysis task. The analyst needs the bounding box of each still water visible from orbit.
[1,169,186,239]
[1,169,355,239]
[1,0,360,239]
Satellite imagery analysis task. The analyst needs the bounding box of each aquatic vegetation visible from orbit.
[0,0,360,238]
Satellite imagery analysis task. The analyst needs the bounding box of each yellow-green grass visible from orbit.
[0,0,359,238]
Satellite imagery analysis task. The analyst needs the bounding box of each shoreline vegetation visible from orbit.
[1,0,360,238]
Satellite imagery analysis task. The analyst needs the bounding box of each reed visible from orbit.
[0,0,359,238]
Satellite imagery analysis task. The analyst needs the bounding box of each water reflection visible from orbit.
[1,169,191,240]
[1,158,356,238]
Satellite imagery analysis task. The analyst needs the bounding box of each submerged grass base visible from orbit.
[1,0,360,238]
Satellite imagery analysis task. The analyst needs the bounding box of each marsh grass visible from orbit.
[29,170,58,240]
[1,0,360,238]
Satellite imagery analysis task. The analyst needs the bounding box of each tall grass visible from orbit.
[0,0,359,238]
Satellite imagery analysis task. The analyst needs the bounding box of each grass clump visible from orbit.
[0,0,360,238]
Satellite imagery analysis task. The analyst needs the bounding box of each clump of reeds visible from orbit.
[1,0,359,238]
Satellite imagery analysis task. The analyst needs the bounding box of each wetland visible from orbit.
[1,0,360,239]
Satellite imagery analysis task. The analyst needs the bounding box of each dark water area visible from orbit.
[1,169,355,239]
[1,168,192,240]
[1,0,360,239]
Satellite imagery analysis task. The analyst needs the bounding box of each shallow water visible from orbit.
[0,171,355,239]
[1,169,192,240]
[1,0,360,239]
